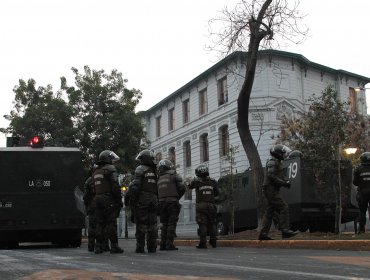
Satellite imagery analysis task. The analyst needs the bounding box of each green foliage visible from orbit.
[278,86,347,182]
[2,66,145,173]
[1,79,76,146]
[61,66,144,171]
[277,85,369,207]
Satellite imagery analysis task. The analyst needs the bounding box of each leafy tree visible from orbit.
[208,0,308,225]
[342,112,370,165]
[278,85,369,233]
[2,67,145,174]
[1,79,76,146]
[61,66,144,172]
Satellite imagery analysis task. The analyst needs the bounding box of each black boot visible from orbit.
[258,234,274,240]
[196,242,207,249]
[281,229,298,239]
[166,242,178,250]
[148,246,157,253]
[358,226,365,234]
[160,240,167,251]
[136,245,145,253]
[94,243,103,254]
[209,238,217,248]
[110,243,124,254]
[87,242,95,252]
[102,241,110,252]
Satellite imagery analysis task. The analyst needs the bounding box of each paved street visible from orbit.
[1,238,370,280]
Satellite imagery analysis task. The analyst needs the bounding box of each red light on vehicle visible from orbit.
[30,136,44,148]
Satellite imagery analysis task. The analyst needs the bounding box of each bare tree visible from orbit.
[209,0,308,226]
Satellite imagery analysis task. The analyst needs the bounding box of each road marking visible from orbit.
[20,269,237,280]
[308,256,370,268]
[156,260,370,280]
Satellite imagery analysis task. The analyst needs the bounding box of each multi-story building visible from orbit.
[140,50,370,225]
[142,50,369,179]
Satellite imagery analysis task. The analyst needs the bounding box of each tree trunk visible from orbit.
[237,45,264,227]
[236,0,272,228]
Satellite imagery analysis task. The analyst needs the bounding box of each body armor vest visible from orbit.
[158,171,178,200]
[93,169,111,194]
[141,168,157,194]
[263,158,285,188]
[196,178,215,203]
[357,165,370,192]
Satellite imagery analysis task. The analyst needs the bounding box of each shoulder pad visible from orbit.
[209,177,217,184]
[266,158,278,168]
[135,165,149,175]
[102,164,117,173]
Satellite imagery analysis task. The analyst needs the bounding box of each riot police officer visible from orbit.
[258,144,298,240]
[130,149,159,253]
[83,166,97,252]
[189,164,220,249]
[353,152,370,234]
[83,164,110,252]
[93,150,124,254]
[157,159,185,250]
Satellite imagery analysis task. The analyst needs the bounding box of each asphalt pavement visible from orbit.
[121,224,370,251]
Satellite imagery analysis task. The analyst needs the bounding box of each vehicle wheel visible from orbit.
[298,222,309,232]
[217,219,228,236]
[308,222,318,233]
[69,238,81,248]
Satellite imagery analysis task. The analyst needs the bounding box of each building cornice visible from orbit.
[142,49,370,114]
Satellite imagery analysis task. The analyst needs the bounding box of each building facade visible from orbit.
[142,50,369,180]
[140,50,370,225]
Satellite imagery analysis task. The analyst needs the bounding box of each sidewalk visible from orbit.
[174,239,370,251]
[117,223,370,251]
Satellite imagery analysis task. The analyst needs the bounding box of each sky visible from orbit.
[1,0,370,147]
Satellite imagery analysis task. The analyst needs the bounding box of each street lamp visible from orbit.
[354,87,370,92]
[344,147,358,155]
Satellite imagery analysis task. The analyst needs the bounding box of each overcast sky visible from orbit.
[1,0,370,147]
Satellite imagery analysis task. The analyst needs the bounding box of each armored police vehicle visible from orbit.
[217,156,359,235]
[0,136,85,248]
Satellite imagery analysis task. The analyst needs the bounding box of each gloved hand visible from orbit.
[283,181,291,189]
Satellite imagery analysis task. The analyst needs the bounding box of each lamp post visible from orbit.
[342,147,358,233]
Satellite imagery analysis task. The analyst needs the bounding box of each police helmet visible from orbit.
[360,152,370,165]
[270,144,292,160]
[287,150,303,159]
[136,149,156,166]
[158,159,174,173]
[99,150,120,164]
[195,164,209,177]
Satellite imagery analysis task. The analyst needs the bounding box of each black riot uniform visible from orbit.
[83,165,110,252]
[93,150,124,254]
[189,164,220,249]
[157,159,185,250]
[353,152,370,234]
[130,149,159,253]
[83,172,97,252]
[258,145,298,240]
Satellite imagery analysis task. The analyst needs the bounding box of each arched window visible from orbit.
[200,133,209,162]
[168,147,176,166]
[219,125,229,157]
[183,141,191,167]
[155,152,162,163]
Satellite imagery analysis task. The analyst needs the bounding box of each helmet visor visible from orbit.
[282,146,292,159]
[110,151,120,163]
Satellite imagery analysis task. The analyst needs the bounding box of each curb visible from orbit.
[174,239,370,251]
